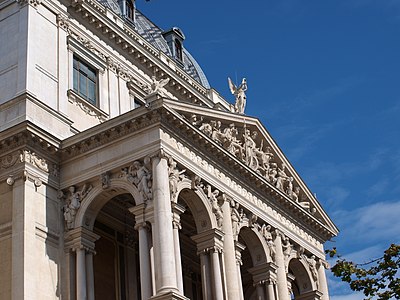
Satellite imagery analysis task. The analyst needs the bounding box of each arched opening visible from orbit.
[93,193,140,300]
[173,184,215,300]
[238,226,270,300]
[288,258,314,299]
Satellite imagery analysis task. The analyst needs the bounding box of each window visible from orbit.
[126,0,135,21]
[73,56,97,106]
[174,39,183,61]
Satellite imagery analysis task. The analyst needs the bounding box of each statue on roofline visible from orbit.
[228,77,247,114]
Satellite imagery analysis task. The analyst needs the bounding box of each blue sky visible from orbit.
[139,1,400,298]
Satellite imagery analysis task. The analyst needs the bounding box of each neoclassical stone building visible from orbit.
[0,0,338,299]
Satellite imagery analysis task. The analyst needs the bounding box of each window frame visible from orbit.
[73,55,98,106]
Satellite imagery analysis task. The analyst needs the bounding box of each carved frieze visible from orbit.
[67,90,107,122]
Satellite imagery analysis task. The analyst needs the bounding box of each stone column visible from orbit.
[287,273,296,299]
[274,230,290,300]
[86,250,95,300]
[265,279,276,300]
[199,252,213,300]
[221,197,241,299]
[64,227,99,300]
[172,203,186,294]
[130,204,153,300]
[76,247,87,300]
[192,229,224,300]
[151,156,179,294]
[211,248,224,300]
[317,259,330,300]
[235,241,246,300]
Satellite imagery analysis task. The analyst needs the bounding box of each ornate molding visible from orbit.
[67,90,108,122]
[62,110,161,158]
[0,149,58,177]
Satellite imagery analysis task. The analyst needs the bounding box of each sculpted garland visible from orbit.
[189,114,313,212]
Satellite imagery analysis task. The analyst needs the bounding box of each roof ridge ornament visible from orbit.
[228,77,247,114]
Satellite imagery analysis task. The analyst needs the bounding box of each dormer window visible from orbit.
[162,27,185,63]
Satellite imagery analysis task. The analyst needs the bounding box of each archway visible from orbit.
[288,258,316,299]
[238,226,271,300]
[174,179,216,299]
[93,193,139,300]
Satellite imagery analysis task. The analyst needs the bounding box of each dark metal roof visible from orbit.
[95,0,211,89]
[134,10,210,88]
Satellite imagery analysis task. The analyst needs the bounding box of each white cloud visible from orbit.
[331,292,364,300]
[347,201,400,242]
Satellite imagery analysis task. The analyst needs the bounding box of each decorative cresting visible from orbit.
[61,184,93,230]
[119,156,152,202]
[189,114,315,213]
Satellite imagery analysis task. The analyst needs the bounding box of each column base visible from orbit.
[296,290,323,300]
[150,291,189,300]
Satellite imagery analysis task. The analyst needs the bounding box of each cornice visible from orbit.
[62,0,217,108]
[60,105,163,160]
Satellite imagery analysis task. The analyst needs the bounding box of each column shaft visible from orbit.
[152,157,179,293]
[86,252,94,300]
[173,224,184,294]
[318,262,329,300]
[211,250,224,300]
[76,248,87,300]
[221,200,241,299]
[274,233,289,300]
[200,252,212,300]
[266,282,275,300]
[237,263,244,300]
[138,225,152,299]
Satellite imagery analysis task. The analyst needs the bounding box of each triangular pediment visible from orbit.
[162,98,338,240]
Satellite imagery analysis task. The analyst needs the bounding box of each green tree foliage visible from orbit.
[326,244,400,300]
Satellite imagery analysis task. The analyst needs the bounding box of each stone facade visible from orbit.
[0,0,338,299]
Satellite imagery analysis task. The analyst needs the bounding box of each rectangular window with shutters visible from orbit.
[73,56,98,106]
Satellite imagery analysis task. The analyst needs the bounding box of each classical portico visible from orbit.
[41,93,335,299]
[0,0,338,298]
